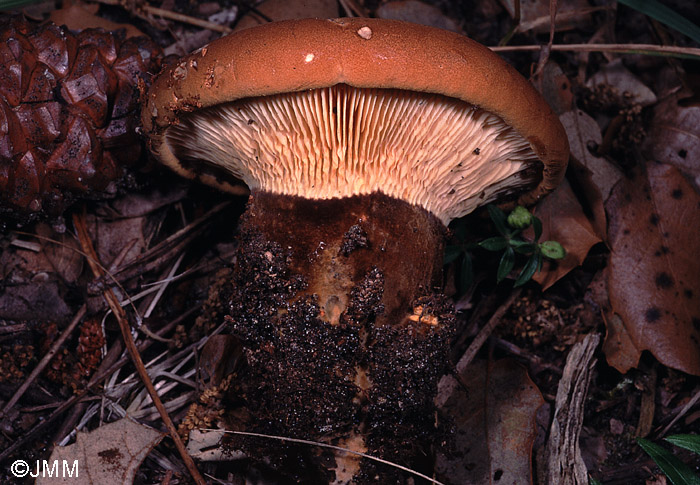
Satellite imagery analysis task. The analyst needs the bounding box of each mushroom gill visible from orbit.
[166,84,539,224]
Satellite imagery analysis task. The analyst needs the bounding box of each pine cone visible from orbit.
[0,16,162,222]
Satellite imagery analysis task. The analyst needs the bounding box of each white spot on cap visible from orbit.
[357,26,372,40]
[172,62,187,81]
[304,53,315,63]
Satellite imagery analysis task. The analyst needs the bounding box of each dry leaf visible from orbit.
[0,224,80,321]
[234,0,339,31]
[187,428,245,461]
[499,0,592,33]
[560,110,623,203]
[532,179,601,290]
[603,312,643,374]
[587,60,657,107]
[37,417,164,485]
[560,109,624,239]
[606,161,700,375]
[199,334,240,386]
[645,89,700,184]
[36,224,84,284]
[49,2,144,37]
[436,359,543,484]
[537,61,574,115]
[0,281,71,321]
[376,1,463,33]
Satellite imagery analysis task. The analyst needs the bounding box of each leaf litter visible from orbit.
[0,0,699,484]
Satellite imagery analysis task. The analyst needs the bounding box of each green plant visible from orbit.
[637,434,700,485]
[445,205,566,290]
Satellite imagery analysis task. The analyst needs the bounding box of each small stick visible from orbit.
[490,43,700,58]
[338,0,368,17]
[455,288,522,374]
[145,5,233,33]
[0,304,87,419]
[73,212,206,485]
[88,0,233,33]
[0,304,199,463]
[657,387,700,438]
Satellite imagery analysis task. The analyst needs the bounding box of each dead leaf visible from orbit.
[560,110,624,203]
[2,224,82,284]
[499,0,593,34]
[199,334,240,386]
[532,179,601,290]
[587,60,657,107]
[645,89,700,184]
[0,224,81,320]
[37,417,164,485]
[36,224,84,284]
[0,281,71,321]
[589,268,644,372]
[376,1,464,33]
[436,359,544,484]
[234,0,339,31]
[49,2,144,37]
[603,312,642,374]
[87,186,187,271]
[187,428,245,461]
[537,61,574,115]
[606,161,700,375]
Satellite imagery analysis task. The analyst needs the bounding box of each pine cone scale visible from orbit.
[0,16,163,221]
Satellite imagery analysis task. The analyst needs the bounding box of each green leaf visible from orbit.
[540,241,566,259]
[444,245,463,265]
[532,216,543,242]
[497,247,515,283]
[460,252,473,290]
[589,477,603,485]
[618,0,700,45]
[637,438,700,485]
[479,236,509,251]
[666,435,700,455]
[487,205,510,236]
[510,239,537,254]
[514,253,539,287]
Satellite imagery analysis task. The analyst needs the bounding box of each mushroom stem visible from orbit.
[246,191,446,325]
[226,191,455,481]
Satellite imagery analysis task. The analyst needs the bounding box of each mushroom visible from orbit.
[142,18,568,482]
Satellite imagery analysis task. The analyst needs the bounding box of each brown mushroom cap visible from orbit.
[143,18,568,224]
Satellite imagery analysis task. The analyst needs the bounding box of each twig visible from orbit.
[88,0,233,33]
[0,304,199,463]
[490,43,700,59]
[0,304,87,419]
[656,387,700,438]
[145,5,233,33]
[455,288,522,374]
[544,333,600,485]
[72,213,206,485]
[208,429,446,485]
[0,323,27,335]
[104,201,230,285]
[338,0,368,17]
[492,337,562,375]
